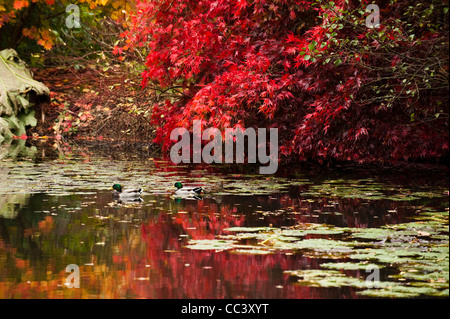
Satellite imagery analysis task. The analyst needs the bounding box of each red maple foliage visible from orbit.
[122,0,449,164]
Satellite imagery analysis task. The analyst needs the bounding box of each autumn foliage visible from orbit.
[122,0,449,164]
[0,0,130,51]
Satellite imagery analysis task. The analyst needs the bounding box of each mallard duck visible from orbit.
[174,182,203,196]
[112,184,143,199]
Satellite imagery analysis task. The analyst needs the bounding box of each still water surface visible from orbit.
[0,141,448,298]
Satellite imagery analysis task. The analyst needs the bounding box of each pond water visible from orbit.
[0,140,448,298]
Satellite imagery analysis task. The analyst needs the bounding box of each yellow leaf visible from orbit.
[112,1,121,9]
[111,12,119,20]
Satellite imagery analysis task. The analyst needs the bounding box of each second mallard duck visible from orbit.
[174,182,203,196]
[112,184,143,199]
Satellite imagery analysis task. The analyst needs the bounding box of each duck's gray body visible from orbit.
[112,184,142,199]
[174,182,203,196]
[175,187,203,196]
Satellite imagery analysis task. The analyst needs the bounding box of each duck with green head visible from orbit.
[112,184,143,199]
[174,182,203,196]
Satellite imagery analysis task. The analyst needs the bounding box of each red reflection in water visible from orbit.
[0,189,413,299]
[106,210,353,299]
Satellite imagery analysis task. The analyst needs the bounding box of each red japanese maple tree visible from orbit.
[122,0,449,164]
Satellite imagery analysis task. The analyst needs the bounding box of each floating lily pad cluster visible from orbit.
[302,178,447,201]
[0,159,310,196]
[186,211,449,298]
[0,158,180,196]
[0,156,447,202]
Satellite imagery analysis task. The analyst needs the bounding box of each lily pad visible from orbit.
[230,248,273,255]
[285,269,368,288]
[320,262,385,271]
[274,238,354,252]
[224,227,277,233]
[185,239,236,251]
[280,228,345,236]
[357,285,441,298]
